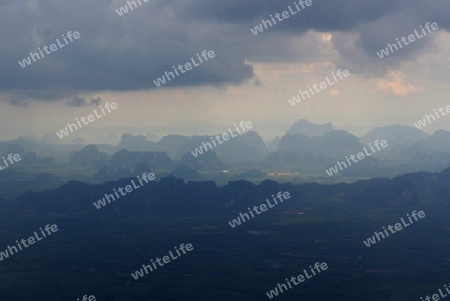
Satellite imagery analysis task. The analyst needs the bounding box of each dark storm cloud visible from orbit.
[0,0,253,101]
[0,0,448,105]
[180,0,449,62]
[1,90,88,106]
[179,0,411,32]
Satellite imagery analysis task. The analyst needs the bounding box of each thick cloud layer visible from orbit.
[0,0,448,104]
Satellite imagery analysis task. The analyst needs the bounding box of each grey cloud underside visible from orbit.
[66,97,101,107]
[0,0,448,103]
[181,0,409,31]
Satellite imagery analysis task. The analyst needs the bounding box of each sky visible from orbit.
[0,0,449,142]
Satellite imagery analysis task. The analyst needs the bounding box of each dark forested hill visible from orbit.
[12,167,450,214]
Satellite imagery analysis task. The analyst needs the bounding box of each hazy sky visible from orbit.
[1,0,449,141]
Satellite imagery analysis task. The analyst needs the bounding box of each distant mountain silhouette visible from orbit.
[117,134,156,151]
[157,135,208,159]
[361,125,428,152]
[4,122,450,185]
[266,136,280,152]
[69,145,108,168]
[412,130,450,153]
[13,167,450,214]
[387,130,450,174]
[214,131,267,164]
[155,131,267,164]
[286,119,334,137]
